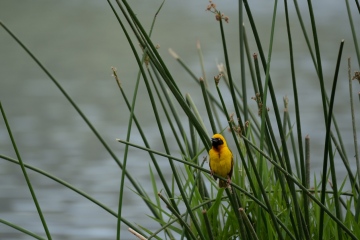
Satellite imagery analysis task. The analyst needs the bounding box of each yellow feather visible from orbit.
[209,133,233,188]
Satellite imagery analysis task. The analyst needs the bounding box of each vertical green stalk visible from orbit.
[148,68,186,155]
[202,210,214,240]
[0,102,52,240]
[306,0,327,119]
[225,188,247,240]
[258,0,277,168]
[345,0,360,68]
[218,12,242,129]
[348,58,360,220]
[200,78,217,134]
[305,135,310,190]
[330,133,358,193]
[286,114,300,177]
[197,41,222,131]
[108,1,167,239]
[197,40,207,87]
[216,79,284,239]
[292,0,318,72]
[305,135,310,232]
[239,0,248,123]
[120,0,211,150]
[243,26,258,95]
[239,208,259,240]
[253,5,290,237]
[216,17,281,237]
[214,81,255,195]
[319,40,344,240]
[253,51,294,197]
[150,63,191,154]
[108,3,144,239]
[355,0,360,13]
[133,38,207,240]
[158,193,197,240]
[284,0,308,233]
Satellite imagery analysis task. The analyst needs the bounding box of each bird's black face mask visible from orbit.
[211,138,223,147]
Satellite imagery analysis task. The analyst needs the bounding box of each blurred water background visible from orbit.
[0,0,359,239]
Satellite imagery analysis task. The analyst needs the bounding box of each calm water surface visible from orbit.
[0,1,359,239]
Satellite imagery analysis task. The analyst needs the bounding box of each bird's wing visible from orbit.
[209,150,217,180]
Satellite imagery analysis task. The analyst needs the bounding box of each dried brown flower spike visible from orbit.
[205,0,229,23]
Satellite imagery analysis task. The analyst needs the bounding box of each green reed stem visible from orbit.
[200,78,217,134]
[218,14,244,145]
[202,209,214,240]
[0,218,46,240]
[146,57,206,240]
[243,9,302,231]
[345,0,360,68]
[113,71,174,239]
[241,137,356,239]
[330,132,358,192]
[239,0,248,123]
[122,1,210,150]
[306,0,327,118]
[117,138,297,239]
[284,0,309,234]
[293,0,318,72]
[253,51,299,238]
[355,0,360,13]
[158,193,197,240]
[148,68,186,155]
[108,1,163,238]
[239,208,259,240]
[225,187,246,239]
[243,26,258,95]
[319,40,344,240]
[348,58,360,220]
[0,102,52,240]
[150,63,190,154]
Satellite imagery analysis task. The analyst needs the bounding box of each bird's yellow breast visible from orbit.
[209,146,232,178]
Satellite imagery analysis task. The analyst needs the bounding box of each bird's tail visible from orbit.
[219,179,228,188]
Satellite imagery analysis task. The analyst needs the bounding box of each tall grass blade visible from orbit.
[348,58,360,220]
[345,0,360,67]
[202,210,214,240]
[107,2,166,238]
[238,1,248,123]
[284,0,308,233]
[239,208,259,240]
[318,40,345,239]
[200,78,217,134]
[0,219,46,240]
[119,0,210,148]
[157,193,197,240]
[0,102,52,240]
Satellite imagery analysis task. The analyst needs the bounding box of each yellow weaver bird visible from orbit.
[209,133,234,188]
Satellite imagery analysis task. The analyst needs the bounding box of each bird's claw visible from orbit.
[227,177,231,185]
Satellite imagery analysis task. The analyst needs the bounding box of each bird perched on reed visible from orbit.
[209,133,233,188]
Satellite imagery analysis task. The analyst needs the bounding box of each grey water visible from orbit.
[0,0,359,239]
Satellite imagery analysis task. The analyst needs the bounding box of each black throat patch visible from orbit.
[211,138,224,148]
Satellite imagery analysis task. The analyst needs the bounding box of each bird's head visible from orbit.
[211,133,227,148]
